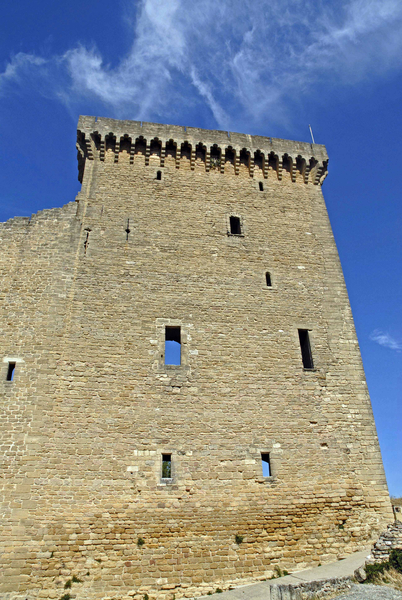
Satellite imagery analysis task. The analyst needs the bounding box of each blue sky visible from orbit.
[1,0,401,495]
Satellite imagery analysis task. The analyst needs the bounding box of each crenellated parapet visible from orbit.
[77,116,328,186]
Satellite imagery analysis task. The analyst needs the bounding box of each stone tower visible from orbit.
[0,116,392,600]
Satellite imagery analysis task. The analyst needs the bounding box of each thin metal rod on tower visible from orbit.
[309,124,315,144]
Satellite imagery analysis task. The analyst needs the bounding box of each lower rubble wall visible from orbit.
[0,500,392,600]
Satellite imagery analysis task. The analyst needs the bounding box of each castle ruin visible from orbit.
[0,116,393,599]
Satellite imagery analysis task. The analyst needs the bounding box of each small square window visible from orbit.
[6,362,16,381]
[156,320,189,373]
[298,329,314,369]
[162,454,172,479]
[165,326,181,365]
[229,216,242,235]
[261,453,271,477]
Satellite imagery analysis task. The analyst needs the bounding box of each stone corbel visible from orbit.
[114,139,120,163]
[249,156,254,178]
[99,137,105,162]
[290,157,297,183]
[277,157,283,181]
[205,148,211,172]
[145,142,151,166]
[160,142,166,168]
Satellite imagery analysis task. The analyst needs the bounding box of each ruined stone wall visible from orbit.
[369,522,402,563]
[0,117,392,600]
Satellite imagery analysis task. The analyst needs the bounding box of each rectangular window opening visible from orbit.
[6,362,16,381]
[259,181,264,191]
[156,170,162,180]
[229,216,241,235]
[165,326,181,365]
[162,454,172,479]
[265,272,272,287]
[298,329,314,369]
[261,453,271,477]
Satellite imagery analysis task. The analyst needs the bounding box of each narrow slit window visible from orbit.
[229,216,241,235]
[265,272,272,287]
[6,362,16,381]
[259,181,264,191]
[261,453,271,477]
[162,454,172,478]
[165,326,181,365]
[298,329,314,369]
[156,170,162,180]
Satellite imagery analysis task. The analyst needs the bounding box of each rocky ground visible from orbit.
[333,583,402,600]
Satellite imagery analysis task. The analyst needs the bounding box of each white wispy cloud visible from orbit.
[1,0,402,128]
[189,67,230,130]
[0,53,47,90]
[370,329,402,352]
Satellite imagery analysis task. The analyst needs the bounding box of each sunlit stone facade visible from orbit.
[0,116,392,599]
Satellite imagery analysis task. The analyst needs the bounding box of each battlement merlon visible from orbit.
[77,116,329,186]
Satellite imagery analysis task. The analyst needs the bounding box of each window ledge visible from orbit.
[163,364,190,373]
[227,233,244,237]
[159,478,173,485]
[303,368,317,372]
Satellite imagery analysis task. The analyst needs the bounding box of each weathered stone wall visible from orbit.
[0,117,392,600]
[368,522,402,563]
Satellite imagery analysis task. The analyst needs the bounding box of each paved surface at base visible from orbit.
[335,583,402,599]
[199,549,371,600]
[267,550,370,585]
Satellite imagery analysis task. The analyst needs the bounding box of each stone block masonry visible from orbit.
[368,522,402,563]
[0,116,393,600]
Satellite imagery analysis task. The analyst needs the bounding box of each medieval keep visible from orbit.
[0,116,393,599]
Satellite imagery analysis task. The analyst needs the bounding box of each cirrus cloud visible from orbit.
[370,329,402,352]
[1,0,402,129]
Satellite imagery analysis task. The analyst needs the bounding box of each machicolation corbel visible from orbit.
[76,116,329,185]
